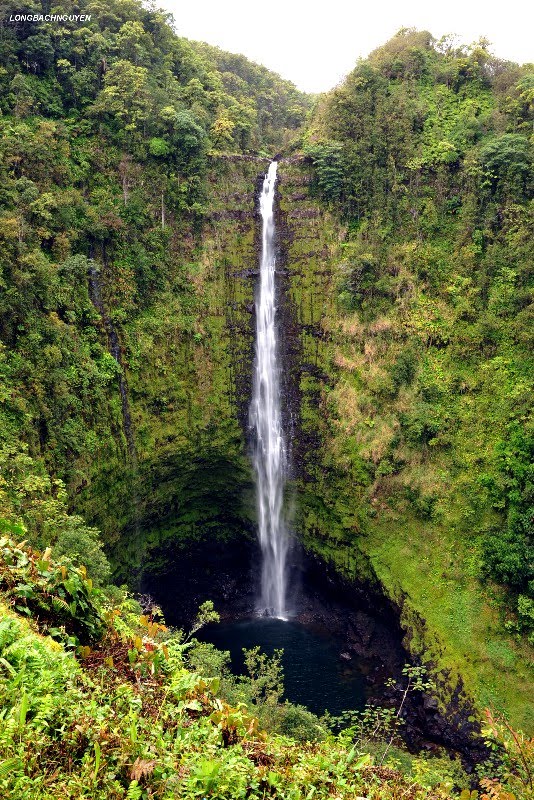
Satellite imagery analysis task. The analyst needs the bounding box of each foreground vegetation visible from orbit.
[1,537,533,799]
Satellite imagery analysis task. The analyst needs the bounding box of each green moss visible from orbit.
[363,512,534,731]
[276,151,534,735]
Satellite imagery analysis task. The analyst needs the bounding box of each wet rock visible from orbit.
[423,694,439,711]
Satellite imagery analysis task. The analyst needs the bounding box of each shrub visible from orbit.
[0,535,104,643]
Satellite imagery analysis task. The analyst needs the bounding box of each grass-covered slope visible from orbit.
[290,30,533,730]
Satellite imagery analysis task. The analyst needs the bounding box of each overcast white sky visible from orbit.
[162,0,533,93]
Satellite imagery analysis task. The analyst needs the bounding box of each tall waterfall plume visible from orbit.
[250,161,290,619]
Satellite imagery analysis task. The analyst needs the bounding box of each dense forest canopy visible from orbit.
[0,0,309,151]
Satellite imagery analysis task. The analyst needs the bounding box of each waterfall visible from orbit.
[250,161,290,620]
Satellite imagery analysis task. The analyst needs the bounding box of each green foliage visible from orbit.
[481,709,534,797]
[0,544,474,800]
[185,639,325,743]
[0,445,111,586]
[337,252,379,310]
[514,596,534,645]
[334,703,399,745]
[481,422,534,593]
[148,137,170,157]
[51,519,111,588]
[478,134,533,200]
[241,645,284,706]
[0,536,104,643]
[185,600,220,641]
[390,346,418,389]
[305,141,347,202]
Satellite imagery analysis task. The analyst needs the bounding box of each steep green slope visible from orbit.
[288,30,533,730]
[190,42,310,152]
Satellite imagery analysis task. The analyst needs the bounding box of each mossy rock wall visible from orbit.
[274,158,533,734]
[75,156,270,582]
[68,153,531,733]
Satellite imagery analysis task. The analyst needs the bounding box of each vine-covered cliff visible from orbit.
[289,30,533,732]
[0,0,304,572]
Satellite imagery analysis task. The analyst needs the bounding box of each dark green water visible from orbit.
[202,618,366,717]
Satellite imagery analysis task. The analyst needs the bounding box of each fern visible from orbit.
[51,596,70,614]
[0,757,22,780]
[126,779,142,800]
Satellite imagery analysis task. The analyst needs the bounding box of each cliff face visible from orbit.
[0,0,309,596]
[273,158,533,735]
[1,132,530,735]
[76,157,271,585]
[73,153,366,622]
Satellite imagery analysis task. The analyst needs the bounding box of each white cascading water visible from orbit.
[250,161,289,619]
